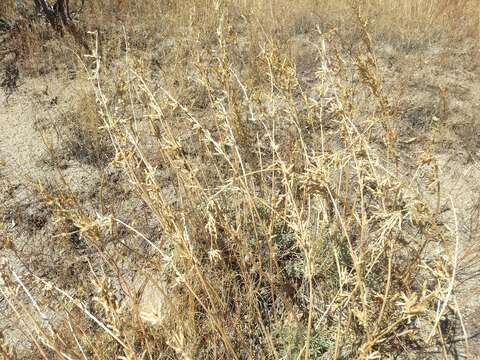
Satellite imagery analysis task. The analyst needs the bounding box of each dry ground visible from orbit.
[1,1,480,359]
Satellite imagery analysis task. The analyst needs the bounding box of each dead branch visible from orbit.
[34,0,90,51]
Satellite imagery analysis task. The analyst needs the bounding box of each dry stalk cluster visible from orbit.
[1,1,471,359]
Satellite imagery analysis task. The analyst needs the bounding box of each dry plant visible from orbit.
[1,0,477,359]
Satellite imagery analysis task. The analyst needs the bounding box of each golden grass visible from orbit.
[1,0,478,359]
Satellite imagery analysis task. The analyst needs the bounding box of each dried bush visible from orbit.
[1,1,476,359]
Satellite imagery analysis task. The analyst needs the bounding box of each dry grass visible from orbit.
[1,0,479,359]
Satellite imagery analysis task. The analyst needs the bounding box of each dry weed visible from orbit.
[1,1,477,359]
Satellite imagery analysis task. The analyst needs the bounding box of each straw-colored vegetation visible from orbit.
[0,0,479,359]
